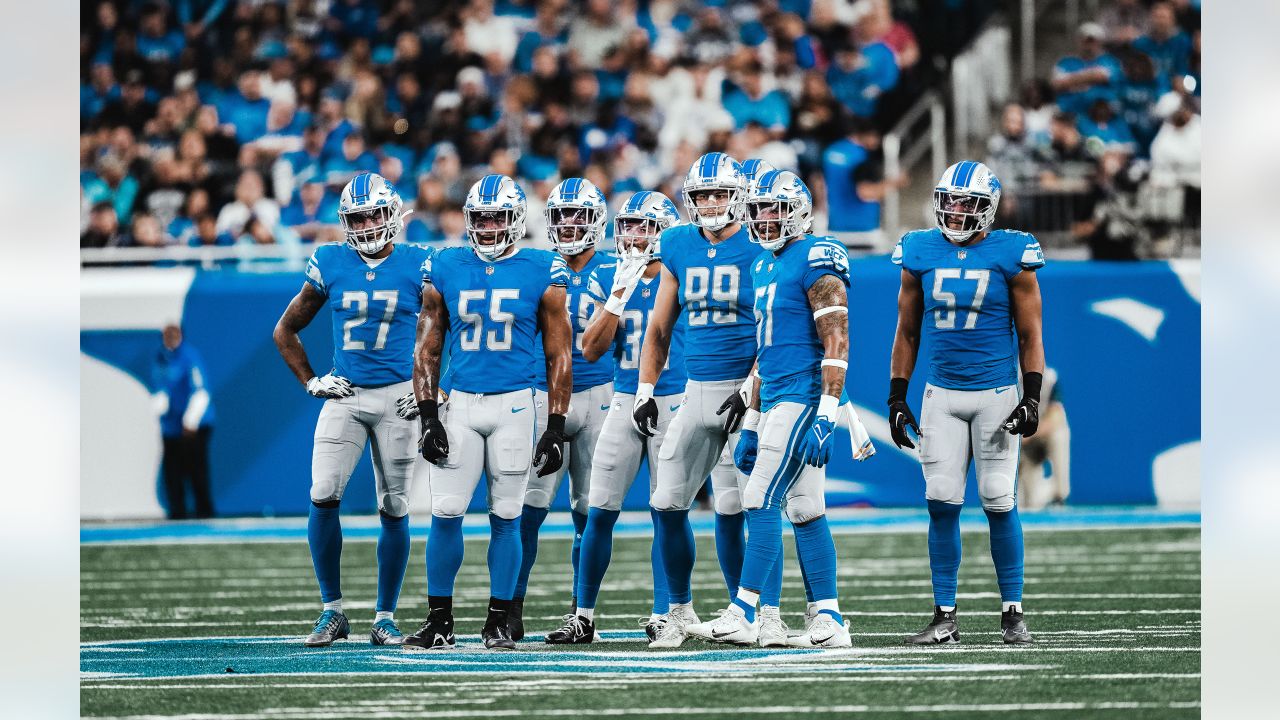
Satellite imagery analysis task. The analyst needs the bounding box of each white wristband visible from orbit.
[636,382,655,402]
[739,373,755,398]
[743,408,761,432]
[817,394,839,419]
[813,306,848,320]
[820,359,848,369]
[604,294,627,316]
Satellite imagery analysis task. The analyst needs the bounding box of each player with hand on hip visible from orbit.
[889,160,1044,645]
[402,174,574,651]
[635,152,761,649]
[511,178,616,640]
[272,172,429,647]
[543,191,685,644]
[686,170,854,649]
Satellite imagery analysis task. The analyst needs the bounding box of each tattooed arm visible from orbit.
[272,283,328,386]
[807,274,850,401]
[412,281,448,404]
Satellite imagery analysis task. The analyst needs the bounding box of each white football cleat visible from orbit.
[789,603,818,640]
[757,606,790,647]
[686,607,758,646]
[785,613,852,648]
[648,604,699,649]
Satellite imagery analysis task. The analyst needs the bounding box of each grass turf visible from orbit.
[81,521,1200,718]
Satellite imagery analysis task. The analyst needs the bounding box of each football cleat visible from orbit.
[757,606,790,648]
[905,606,960,645]
[482,614,517,651]
[304,609,350,647]
[370,618,405,646]
[402,608,456,651]
[786,613,852,648]
[648,604,700,649]
[509,598,525,641]
[1001,608,1033,644]
[687,607,758,646]
[639,614,667,642]
[545,614,595,645]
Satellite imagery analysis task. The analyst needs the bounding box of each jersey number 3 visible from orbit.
[931,268,990,330]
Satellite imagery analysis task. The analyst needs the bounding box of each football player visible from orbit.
[888,160,1044,645]
[544,191,684,644]
[402,174,574,651]
[511,178,616,640]
[633,153,760,649]
[687,170,854,648]
[272,172,430,647]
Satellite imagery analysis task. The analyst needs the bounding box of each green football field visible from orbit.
[81,515,1200,718]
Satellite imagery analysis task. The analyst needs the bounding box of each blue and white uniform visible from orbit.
[304,240,435,516]
[424,245,569,520]
[891,227,1045,509]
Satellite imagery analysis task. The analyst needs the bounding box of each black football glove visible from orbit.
[533,413,569,477]
[417,400,450,465]
[1002,372,1043,437]
[716,388,749,434]
[887,377,921,449]
[632,384,659,437]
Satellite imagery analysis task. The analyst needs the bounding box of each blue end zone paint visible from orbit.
[81,635,1017,680]
[81,508,1200,545]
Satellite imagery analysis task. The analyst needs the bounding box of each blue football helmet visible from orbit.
[739,158,778,192]
[463,174,527,260]
[744,169,813,252]
[544,177,607,256]
[681,152,746,231]
[614,190,680,259]
[338,172,405,255]
[934,160,1002,243]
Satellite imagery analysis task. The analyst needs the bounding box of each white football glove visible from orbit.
[841,401,876,462]
[605,256,650,315]
[395,392,418,420]
[306,374,354,398]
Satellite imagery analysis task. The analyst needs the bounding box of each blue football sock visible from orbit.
[793,514,838,603]
[308,501,343,604]
[985,506,1025,603]
[426,515,465,598]
[375,512,410,613]
[761,538,785,607]
[514,504,549,600]
[570,509,588,599]
[650,510,670,615]
[488,514,522,601]
[794,532,815,603]
[738,507,783,599]
[653,509,695,605]
[714,510,747,602]
[575,508,620,610]
[927,500,964,607]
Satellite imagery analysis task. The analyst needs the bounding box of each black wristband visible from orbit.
[1021,372,1043,403]
[888,377,909,405]
[545,413,566,435]
[418,399,438,421]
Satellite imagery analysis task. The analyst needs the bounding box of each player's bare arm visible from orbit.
[412,281,448,405]
[637,264,679,386]
[537,284,573,416]
[887,268,924,448]
[580,296,621,363]
[273,282,328,386]
[1003,269,1046,436]
[808,274,850,401]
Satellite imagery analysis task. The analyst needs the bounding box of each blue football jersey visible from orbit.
[425,246,569,394]
[304,242,436,388]
[534,250,616,392]
[892,228,1045,390]
[588,262,688,397]
[658,223,761,381]
[752,235,851,411]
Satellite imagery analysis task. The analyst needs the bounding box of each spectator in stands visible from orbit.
[986,104,1041,193]
[1099,0,1148,46]
[791,71,845,173]
[126,212,170,248]
[168,188,210,246]
[81,201,123,249]
[272,124,325,207]
[568,0,635,69]
[1149,94,1201,227]
[322,131,379,191]
[826,34,900,120]
[81,62,119,124]
[219,71,272,145]
[1134,2,1192,89]
[464,0,519,67]
[1115,48,1167,157]
[83,152,140,225]
[280,180,340,243]
[821,115,904,250]
[141,152,190,232]
[191,212,234,247]
[1051,22,1122,117]
[152,323,216,520]
[98,70,156,135]
[723,61,791,136]
[215,169,280,238]
[1018,367,1070,510]
[1019,78,1056,141]
[856,0,921,72]
[1079,99,1136,157]
[1037,112,1094,191]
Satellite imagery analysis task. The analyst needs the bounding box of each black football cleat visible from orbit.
[402,608,455,651]
[1001,608,1033,644]
[905,606,960,645]
[482,602,517,650]
[509,598,525,641]
[545,614,595,645]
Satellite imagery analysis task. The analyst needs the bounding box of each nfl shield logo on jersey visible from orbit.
[365,270,376,281]
[707,248,717,258]
[486,265,495,275]
[957,250,967,260]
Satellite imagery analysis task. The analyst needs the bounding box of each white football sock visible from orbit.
[374,611,393,622]
[1002,601,1022,613]
[735,588,761,608]
[323,599,343,613]
[578,607,595,621]
[814,598,841,615]
[939,605,955,613]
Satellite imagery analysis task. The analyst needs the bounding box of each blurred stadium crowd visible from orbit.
[79,0,1198,261]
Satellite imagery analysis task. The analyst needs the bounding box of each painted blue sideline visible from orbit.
[81,507,1200,545]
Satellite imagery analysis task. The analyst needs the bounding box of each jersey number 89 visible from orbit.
[685,265,740,326]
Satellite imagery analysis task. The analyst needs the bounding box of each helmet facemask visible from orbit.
[546,204,603,255]
[746,198,803,251]
[934,190,996,243]
[614,216,663,260]
[341,202,402,255]
[466,208,520,259]
[683,186,742,232]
